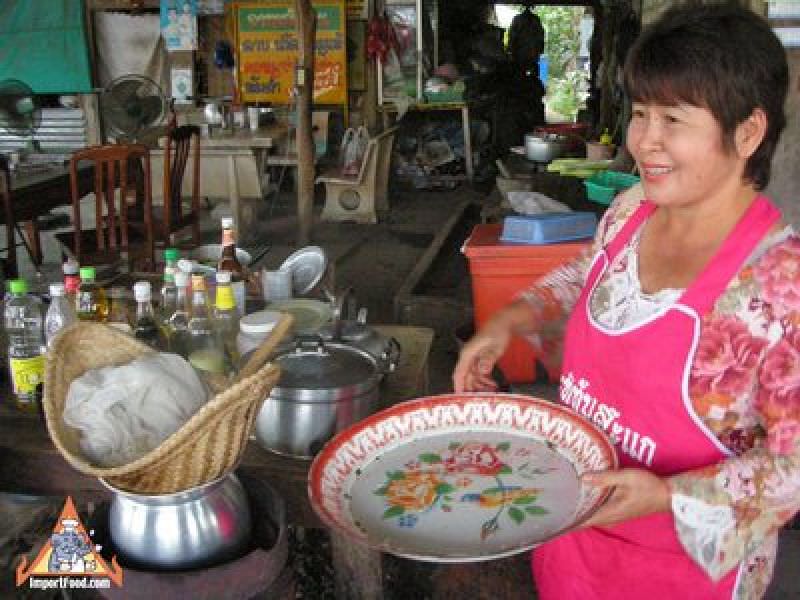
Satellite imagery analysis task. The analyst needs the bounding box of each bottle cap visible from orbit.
[79,266,96,280]
[174,271,189,287]
[164,248,180,261]
[216,270,232,284]
[62,259,79,275]
[191,274,206,290]
[49,283,66,297]
[221,216,234,229]
[133,281,152,302]
[9,279,28,294]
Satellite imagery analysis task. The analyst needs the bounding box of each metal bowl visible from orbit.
[100,474,252,571]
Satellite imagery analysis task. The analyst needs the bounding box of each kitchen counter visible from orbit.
[0,324,434,599]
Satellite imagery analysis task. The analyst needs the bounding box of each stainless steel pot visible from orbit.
[101,474,251,570]
[318,319,400,373]
[524,133,566,162]
[255,337,383,458]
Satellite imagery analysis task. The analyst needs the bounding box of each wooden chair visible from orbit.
[159,124,201,247]
[0,157,16,278]
[55,144,155,272]
[317,127,397,224]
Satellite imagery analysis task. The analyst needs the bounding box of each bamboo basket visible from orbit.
[43,322,280,495]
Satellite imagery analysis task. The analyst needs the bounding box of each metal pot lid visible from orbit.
[279,246,327,296]
[274,339,379,390]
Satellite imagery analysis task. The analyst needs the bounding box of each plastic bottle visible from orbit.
[187,274,227,375]
[45,283,77,349]
[133,281,166,350]
[166,270,192,357]
[76,267,108,322]
[218,217,245,282]
[160,248,180,326]
[4,278,45,413]
[106,287,132,333]
[62,259,80,302]
[214,270,240,365]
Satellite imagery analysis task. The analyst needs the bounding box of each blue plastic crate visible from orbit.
[500,212,597,244]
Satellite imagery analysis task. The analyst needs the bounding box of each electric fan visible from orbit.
[0,79,42,150]
[99,74,167,141]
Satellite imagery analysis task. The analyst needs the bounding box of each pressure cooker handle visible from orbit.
[293,334,328,355]
[381,337,401,373]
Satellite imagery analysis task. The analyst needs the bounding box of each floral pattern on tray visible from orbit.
[375,441,552,540]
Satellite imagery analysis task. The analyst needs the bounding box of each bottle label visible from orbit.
[221,229,235,247]
[9,355,45,396]
[64,275,80,294]
[215,287,236,311]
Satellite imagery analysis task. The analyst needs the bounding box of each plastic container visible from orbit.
[500,212,597,244]
[462,224,589,383]
[584,171,640,206]
[236,310,282,357]
[45,283,77,349]
[5,278,45,412]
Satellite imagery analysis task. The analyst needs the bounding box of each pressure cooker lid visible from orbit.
[275,340,378,389]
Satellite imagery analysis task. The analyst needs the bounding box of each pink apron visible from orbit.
[532,196,780,599]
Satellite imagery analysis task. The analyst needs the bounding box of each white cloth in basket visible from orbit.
[63,353,210,468]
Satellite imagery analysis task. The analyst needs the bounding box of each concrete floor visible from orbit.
[3,181,799,598]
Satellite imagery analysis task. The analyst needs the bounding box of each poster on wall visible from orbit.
[236,0,347,105]
[161,0,198,51]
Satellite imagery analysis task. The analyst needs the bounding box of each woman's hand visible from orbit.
[452,320,512,392]
[579,468,672,528]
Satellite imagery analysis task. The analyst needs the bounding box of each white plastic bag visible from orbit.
[340,126,370,176]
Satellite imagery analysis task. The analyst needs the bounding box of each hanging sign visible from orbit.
[236,0,347,104]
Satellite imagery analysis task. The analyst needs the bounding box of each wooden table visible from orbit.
[0,324,434,599]
[154,126,284,238]
[5,164,94,273]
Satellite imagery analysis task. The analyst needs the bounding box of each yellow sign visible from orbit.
[236,0,347,104]
[16,496,123,590]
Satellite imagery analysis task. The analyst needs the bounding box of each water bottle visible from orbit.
[4,279,45,413]
[45,283,77,349]
[160,248,180,326]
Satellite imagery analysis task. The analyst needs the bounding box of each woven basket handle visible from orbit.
[235,313,294,382]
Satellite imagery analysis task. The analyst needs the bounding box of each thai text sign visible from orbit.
[237,0,347,104]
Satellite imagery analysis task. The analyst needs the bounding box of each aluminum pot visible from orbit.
[318,320,401,373]
[524,133,566,162]
[254,337,383,458]
[100,474,252,571]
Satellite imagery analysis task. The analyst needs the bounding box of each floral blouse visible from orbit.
[517,188,800,599]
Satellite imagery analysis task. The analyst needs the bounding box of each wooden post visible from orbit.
[295,0,316,246]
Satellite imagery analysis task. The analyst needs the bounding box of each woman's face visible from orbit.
[626,101,748,209]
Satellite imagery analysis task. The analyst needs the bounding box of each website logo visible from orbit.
[16,496,123,590]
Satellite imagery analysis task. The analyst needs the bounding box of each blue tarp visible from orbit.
[0,0,92,93]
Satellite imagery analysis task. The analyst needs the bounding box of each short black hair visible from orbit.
[624,2,788,190]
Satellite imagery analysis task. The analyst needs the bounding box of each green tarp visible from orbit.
[0,0,92,93]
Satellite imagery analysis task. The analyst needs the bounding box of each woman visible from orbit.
[454,3,797,598]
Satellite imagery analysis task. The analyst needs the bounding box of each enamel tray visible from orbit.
[308,393,617,562]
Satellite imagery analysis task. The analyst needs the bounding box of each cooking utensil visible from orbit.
[254,336,384,458]
[308,393,618,562]
[524,133,566,163]
[101,474,252,570]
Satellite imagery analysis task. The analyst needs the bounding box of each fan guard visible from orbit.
[100,75,166,140]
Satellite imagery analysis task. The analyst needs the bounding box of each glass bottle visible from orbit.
[133,281,166,350]
[75,267,108,322]
[217,217,245,282]
[106,287,132,333]
[166,270,192,357]
[160,248,180,326]
[4,278,45,413]
[214,270,240,365]
[45,283,77,349]
[187,274,227,375]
